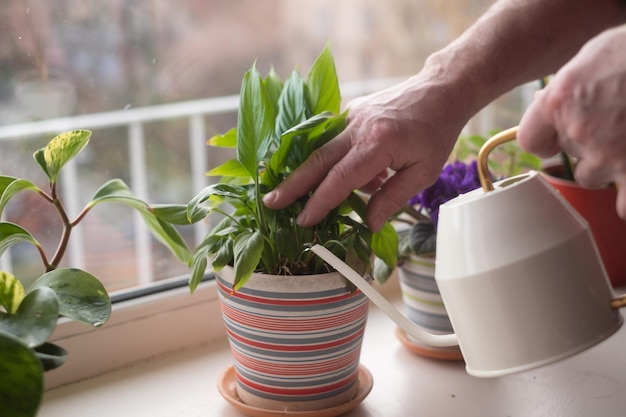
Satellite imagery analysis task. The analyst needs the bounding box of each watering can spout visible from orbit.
[310,244,459,348]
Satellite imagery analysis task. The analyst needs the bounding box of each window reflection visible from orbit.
[1,0,512,294]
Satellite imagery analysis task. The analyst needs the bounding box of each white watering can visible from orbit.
[312,126,626,377]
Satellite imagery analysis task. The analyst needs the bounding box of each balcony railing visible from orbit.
[0,77,420,289]
[0,77,536,291]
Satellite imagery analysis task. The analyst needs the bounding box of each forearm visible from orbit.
[423,0,625,119]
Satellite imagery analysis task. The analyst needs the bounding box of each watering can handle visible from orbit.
[310,244,459,347]
[477,126,520,192]
[475,126,626,310]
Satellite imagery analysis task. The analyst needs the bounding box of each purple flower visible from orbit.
[408,160,481,227]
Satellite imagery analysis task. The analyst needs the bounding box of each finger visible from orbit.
[616,180,626,221]
[295,146,393,228]
[358,170,389,194]
[572,157,614,189]
[263,133,352,210]
[517,91,561,158]
[366,165,436,231]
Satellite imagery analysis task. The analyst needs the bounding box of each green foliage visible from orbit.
[187,45,398,291]
[0,129,195,417]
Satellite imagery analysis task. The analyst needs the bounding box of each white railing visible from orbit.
[0,77,536,286]
[0,77,408,285]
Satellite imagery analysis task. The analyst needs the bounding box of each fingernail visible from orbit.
[296,210,309,227]
[263,191,276,206]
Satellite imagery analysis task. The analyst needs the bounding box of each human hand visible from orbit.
[517,25,626,219]
[262,74,466,231]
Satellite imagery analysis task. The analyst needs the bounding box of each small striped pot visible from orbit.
[216,266,369,412]
[398,254,453,333]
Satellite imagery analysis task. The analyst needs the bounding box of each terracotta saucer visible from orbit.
[217,364,373,417]
[395,327,464,361]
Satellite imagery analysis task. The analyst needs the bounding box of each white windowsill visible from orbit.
[41,277,626,417]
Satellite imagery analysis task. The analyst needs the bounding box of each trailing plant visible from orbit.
[0,130,201,417]
[187,45,398,292]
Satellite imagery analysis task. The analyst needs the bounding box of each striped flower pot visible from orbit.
[397,254,463,360]
[216,266,370,412]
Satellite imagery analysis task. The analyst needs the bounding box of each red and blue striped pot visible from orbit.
[216,266,369,412]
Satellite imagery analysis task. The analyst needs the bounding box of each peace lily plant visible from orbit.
[186,45,398,292]
[0,130,201,417]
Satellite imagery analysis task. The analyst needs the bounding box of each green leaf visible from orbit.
[264,67,284,113]
[0,222,40,258]
[151,204,207,225]
[0,331,43,417]
[270,111,340,174]
[207,159,250,178]
[371,221,398,269]
[87,179,192,263]
[306,44,341,114]
[237,64,276,179]
[0,176,41,218]
[373,257,394,285]
[30,268,111,327]
[87,179,144,209]
[207,128,237,147]
[187,183,247,221]
[34,342,68,372]
[0,286,59,347]
[408,221,437,256]
[275,70,308,137]
[189,242,210,293]
[141,213,193,263]
[36,130,91,184]
[232,231,264,290]
[0,271,25,314]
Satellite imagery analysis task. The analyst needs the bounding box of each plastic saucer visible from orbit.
[217,364,373,417]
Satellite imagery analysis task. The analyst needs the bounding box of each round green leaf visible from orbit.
[0,286,59,347]
[30,268,111,327]
[34,342,68,372]
[0,331,44,417]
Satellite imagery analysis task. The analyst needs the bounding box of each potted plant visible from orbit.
[385,132,541,360]
[0,130,199,417]
[185,45,397,413]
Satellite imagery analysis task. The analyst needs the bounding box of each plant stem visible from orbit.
[400,205,430,222]
[560,152,575,181]
[48,183,73,271]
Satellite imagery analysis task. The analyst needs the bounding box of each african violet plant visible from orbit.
[187,45,398,292]
[0,130,199,417]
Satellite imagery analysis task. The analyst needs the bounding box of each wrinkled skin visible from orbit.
[518,25,626,219]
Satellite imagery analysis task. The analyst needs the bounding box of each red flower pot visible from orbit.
[542,167,626,288]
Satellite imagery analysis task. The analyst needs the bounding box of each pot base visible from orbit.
[217,364,373,417]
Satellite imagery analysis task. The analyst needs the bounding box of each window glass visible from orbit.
[2,0,525,295]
